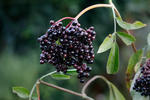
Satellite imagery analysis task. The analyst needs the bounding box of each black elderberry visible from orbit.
[80,79,85,83]
[133,59,150,96]
[38,19,96,83]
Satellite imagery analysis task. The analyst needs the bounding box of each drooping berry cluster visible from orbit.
[133,59,150,96]
[38,19,96,83]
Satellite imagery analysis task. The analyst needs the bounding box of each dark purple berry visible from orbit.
[80,79,85,83]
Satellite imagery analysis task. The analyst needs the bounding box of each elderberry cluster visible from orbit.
[38,20,96,83]
[133,59,150,96]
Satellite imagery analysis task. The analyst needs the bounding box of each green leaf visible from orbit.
[66,69,77,75]
[97,34,115,53]
[126,50,143,89]
[147,33,150,45]
[126,50,143,76]
[117,32,136,45]
[116,17,146,30]
[51,73,70,80]
[110,83,125,100]
[109,86,116,100]
[107,42,119,74]
[130,68,150,100]
[12,87,29,99]
[56,39,61,45]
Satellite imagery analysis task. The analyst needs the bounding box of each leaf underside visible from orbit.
[97,34,114,53]
[116,17,146,30]
[117,32,136,45]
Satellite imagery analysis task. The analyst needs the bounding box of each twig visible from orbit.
[39,80,83,97]
[36,82,40,100]
[39,80,94,100]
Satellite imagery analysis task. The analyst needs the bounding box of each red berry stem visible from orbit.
[54,17,75,25]
[65,20,74,29]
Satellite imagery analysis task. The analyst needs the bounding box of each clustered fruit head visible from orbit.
[38,19,96,83]
[133,58,150,96]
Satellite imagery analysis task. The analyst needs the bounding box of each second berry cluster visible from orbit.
[133,59,150,96]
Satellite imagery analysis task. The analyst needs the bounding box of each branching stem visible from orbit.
[39,80,94,100]
[54,17,74,25]
[39,80,82,97]
[29,1,138,100]
[29,71,57,100]
[29,70,94,100]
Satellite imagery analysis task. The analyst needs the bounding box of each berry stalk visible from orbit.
[74,4,112,20]
[52,17,75,25]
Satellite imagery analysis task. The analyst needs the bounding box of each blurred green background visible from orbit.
[0,0,150,100]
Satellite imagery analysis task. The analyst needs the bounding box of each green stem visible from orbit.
[112,7,117,34]
[29,81,37,100]
[40,71,57,80]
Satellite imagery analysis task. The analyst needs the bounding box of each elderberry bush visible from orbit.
[37,20,96,83]
[133,59,150,96]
